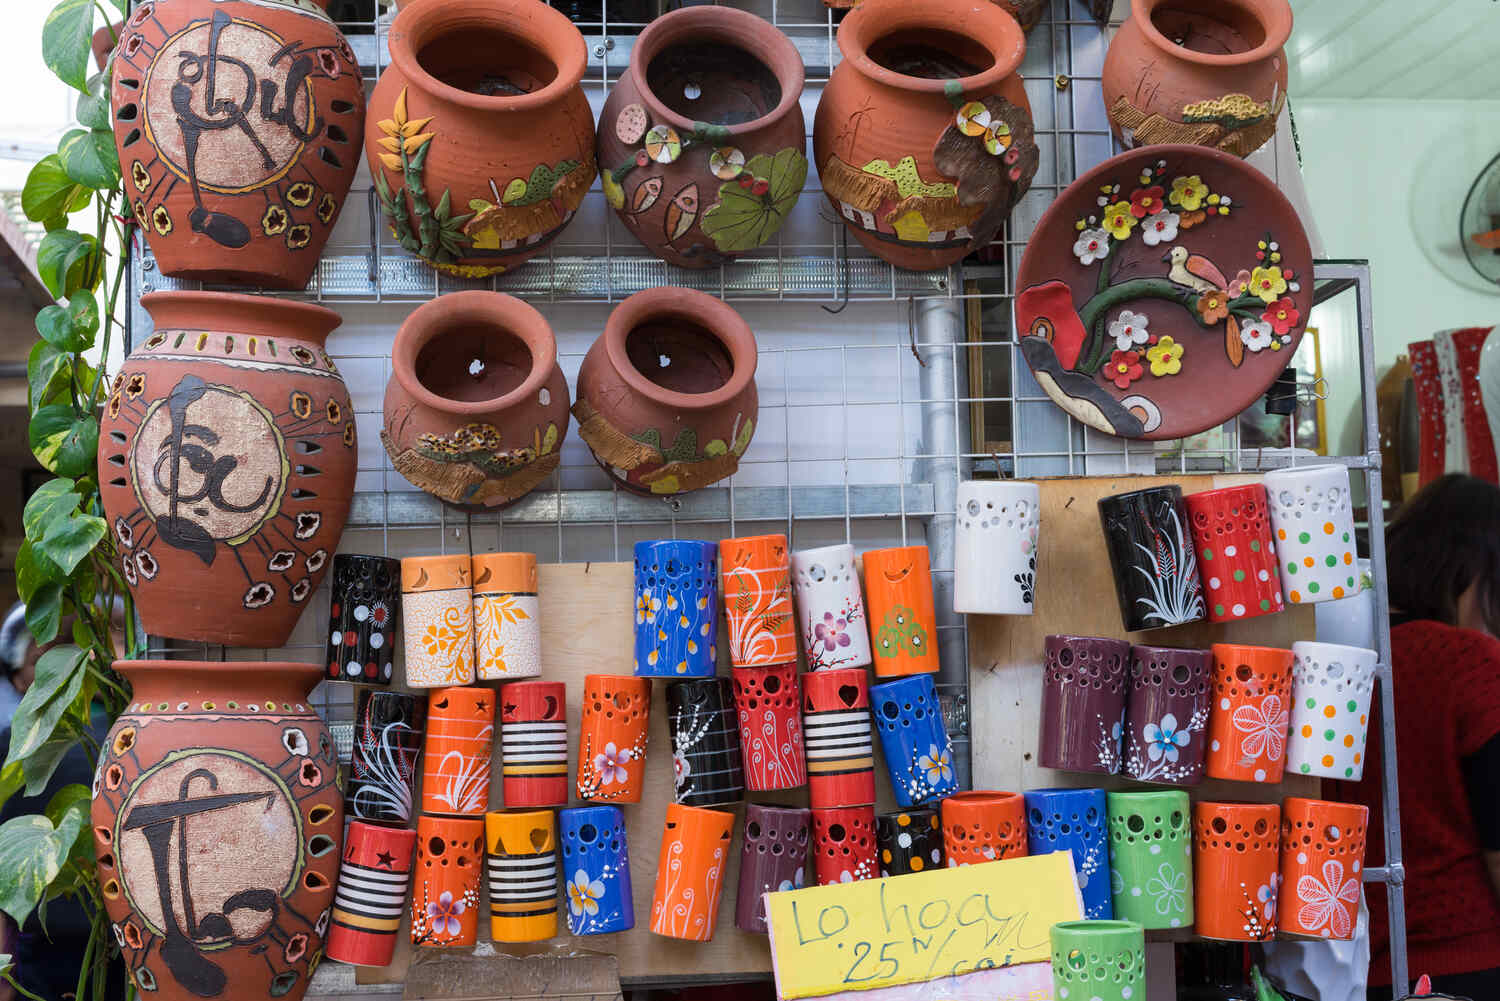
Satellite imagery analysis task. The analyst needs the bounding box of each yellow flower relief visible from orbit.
[1169,174,1206,211]
[1249,265,1287,303]
[1102,202,1136,240]
[1147,336,1185,377]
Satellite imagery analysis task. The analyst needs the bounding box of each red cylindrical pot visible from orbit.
[721,533,797,667]
[941,791,1028,867]
[596,6,807,268]
[1184,484,1285,622]
[1408,340,1446,488]
[421,687,497,816]
[111,0,365,288]
[500,680,569,807]
[99,293,355,648]
[411,815,484,948]
[327,822,417,967]
[1277,798,1369,941]
[1102,0,1291,157]
[364,0,594,276]
[382,292,570,508]
[649,803,735,941]
[1193,801,1280,941]
[1204,643,1293,784]
[577,674,651,804]
[810,806,878,885]
[813,0,1038,271]
[93,662,342,1001]
[574,288,758,496]
[732,663,807,792]
[801,668,876,809]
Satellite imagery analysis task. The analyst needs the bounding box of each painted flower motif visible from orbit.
[709,146,745,180]
[594,742,632,786]
[1196,290,1230,324]
[1110,867,1125,896]
[262,204,288,236]
[1297,859,1360,938]
[777,867,807,892]
[1140,210,1180,247]
[287,182,315,208]
[1239,319,1274,353]
[1106,349,1143,390]
[1250,265,1288,303]
[1258,872,1282,923]
[815,613,851,649]
[370,603,391,627]
[1129,185,1165,217]
[567,869,605,917]
[636,591,660,625]
[1229,268,1253,295]
[1232,694,1288,762]
[1169,175,1206,211]
[1146,863,1188,916]
[1146,335,1185,377]
[672,747,691,790]
[1142,713,1191,762]
[644,124,681,164]
[1072,227,1110,265]
[917,743,953,786]
[1102,201,1136,240]
[1262,296,1301,335]
[1108,309,1150,351]
[426,890,466,937]
[422,624,455,656]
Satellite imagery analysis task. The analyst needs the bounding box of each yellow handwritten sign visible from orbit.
[766,853,1081,999]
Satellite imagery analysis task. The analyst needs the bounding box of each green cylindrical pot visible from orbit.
[1107,789,1193,930]
[1050,920,1146,1001]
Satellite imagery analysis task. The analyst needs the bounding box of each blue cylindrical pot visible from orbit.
[1024,788,1113,920]
[870,674,958,807]
[634,540,719,677]
[558,805,634,935]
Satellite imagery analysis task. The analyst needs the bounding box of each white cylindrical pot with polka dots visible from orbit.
[790,543,872,670]
[1284,641,1378,781]
[1264,464,1359,605]
[953,481,1041,615]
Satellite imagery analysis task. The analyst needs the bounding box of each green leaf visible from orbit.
[38,513,106,577]
[41,0,97,93]
[21,721,88,800]
[21,155,90,224]
[36,295,97,353]
[58,128,119,190]
[0,816,69,925]
[0,762,23,817]
[75,93,110,131]
[29,405,98,478]
[6,647,87,769]
[26,342,72,410]
[43,784,91,853]
[15,541,64,605]
[22,479,81,540]
[35,230,98,300]
[24,584,63,646]
[699,147,808,253]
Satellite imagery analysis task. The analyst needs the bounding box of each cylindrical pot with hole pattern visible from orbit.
[1284,641,1378,781]
[1049,920,1146,1001]
[1184,484,1284,623]
[1121,645,1211,784]
[1276,797,1368,940]
[411,815,483,947]
[472,551,540,680]
[649,803,735,941]
[791,543,872,670]
[484,809,558,943]
[721,533,797,667]
[1204,643,1293,784]
[499,680,569,808]
[871,673,958,807]
[326,821,416,967]
[1264,464,1360,605]
[1106,790,1193,930]
[559,805,634,936]
[1038,635,1131,774]
[810,806,878,885]
[1025,788,1111,919]
[954,481,1041,615]
[667,678,745,807]
[941,791,1027,867]
[801,668,876,809]
[577,674,651,803]
[421,687,495,816]
[876,808,944,876]
[864,545,940,676]
[633,539,719,677]
[327,555,401,683]
[345,688,424,826]
[732,662,806,792]
[736,804,810,933]
[1098,485,1206,631]
[1193,801,1280,941]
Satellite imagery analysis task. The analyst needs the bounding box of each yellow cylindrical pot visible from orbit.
[484,809,559,942]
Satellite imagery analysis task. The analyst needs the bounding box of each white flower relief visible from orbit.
[1109,310,1150,352]
[1145,862,1188,916]
[1072,227,1110,265]
[1140,210,1181,247]
[1298,859,1360,938]
[1240,319,1274,352]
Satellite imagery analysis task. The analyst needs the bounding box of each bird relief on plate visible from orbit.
[1014,144,1312,441]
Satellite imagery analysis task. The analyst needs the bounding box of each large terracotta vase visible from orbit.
[573,286,757,495]
[382,291,570,507]
[1102,0,1291,158]
[93,661,342,1001]
[99,292,356,647]
[364,0,594,277]
[111,0,365,289]
[813,0,1038,271]
[596,6,807,268]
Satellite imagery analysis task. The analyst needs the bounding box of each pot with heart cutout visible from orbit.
[801,668,875,809]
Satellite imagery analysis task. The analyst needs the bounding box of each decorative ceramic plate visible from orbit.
[1014,144,1312,440]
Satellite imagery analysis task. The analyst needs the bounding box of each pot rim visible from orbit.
[390,290,558,418]
[626,6,805,139]
[112,659,325,691]
[600,286,757,413]
[387,0,587,115]
[835,0,1025,97]
[1129,0,1292,68]
[139,291,343,347]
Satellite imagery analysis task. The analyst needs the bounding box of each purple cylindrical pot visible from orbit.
[735,804,811,933]
[1121,644,1211,784]
[1038,635,1131,774]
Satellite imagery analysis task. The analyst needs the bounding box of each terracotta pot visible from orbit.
[813,0,1038,271]
[99,292,355,647]
[93,661,341,1001]
[596,6,807,267]
[1102,0,1291,157]
[365,0,594,277]
[112,0,365,289]
[93,22,122,69]
[574,288,758,495]
[383,292,570,507]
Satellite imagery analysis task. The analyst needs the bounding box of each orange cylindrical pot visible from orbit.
[364,0,595,277]
[576,674,651,803]
[1277,798,1369,941]
[649,803,735,941]
[812,0,1038,271]
[863,546,939,676]
[421,687,496,815]
[941,791,1028,867]
[719,534,797,667]
[484,810,559,942]
[1205,644,1294,784]
[1193,801,1280,941]
[1102,0,1291,157]
[411,815,484,947]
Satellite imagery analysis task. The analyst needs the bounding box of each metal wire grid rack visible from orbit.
[128,0,1409,989]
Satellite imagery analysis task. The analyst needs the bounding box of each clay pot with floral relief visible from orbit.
[573,286,757,495]
[111,0,365,289]
[382,291,570,507]
[813,0,1038,271]
[364,0,595,277]
[597,6,807,268]
[93,660,342,1001]
[98,292,356,648]
[1102,0,1291,157]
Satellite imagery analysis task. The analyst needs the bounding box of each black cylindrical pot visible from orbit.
[1098,486,1206,631]
[327,554,402,683]
[736,803,811,933]
[1121,644,1211,785]
[346,688,426,825]
[876,808,943,876]
[667,677,746,807]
